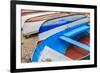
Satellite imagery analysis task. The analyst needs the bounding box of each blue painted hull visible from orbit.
[31,16,90,62]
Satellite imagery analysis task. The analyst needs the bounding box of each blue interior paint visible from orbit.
[86,29,90,34]
[64,25,89,37]
[32,21,90,62]
[60,36,90,51]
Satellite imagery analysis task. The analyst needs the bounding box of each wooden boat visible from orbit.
[22,14,86,38]
[21,11,57,28]
[31,17,90,62]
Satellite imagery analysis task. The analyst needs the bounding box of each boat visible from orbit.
[22,13,86,38]
[31,16,90,62]
[22,12,71,36]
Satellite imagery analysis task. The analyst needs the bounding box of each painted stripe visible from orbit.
[60,36,90,51]
[39,18,89,40]
[64,25,89,37]
[39,15,86,33]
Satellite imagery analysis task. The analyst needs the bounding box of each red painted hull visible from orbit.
[65,34,90,60]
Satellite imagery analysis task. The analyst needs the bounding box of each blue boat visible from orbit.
[31,16,90,62]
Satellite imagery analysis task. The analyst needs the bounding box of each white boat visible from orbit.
[22,12,70,36]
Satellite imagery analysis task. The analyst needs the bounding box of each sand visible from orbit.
[21,34,39,63]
